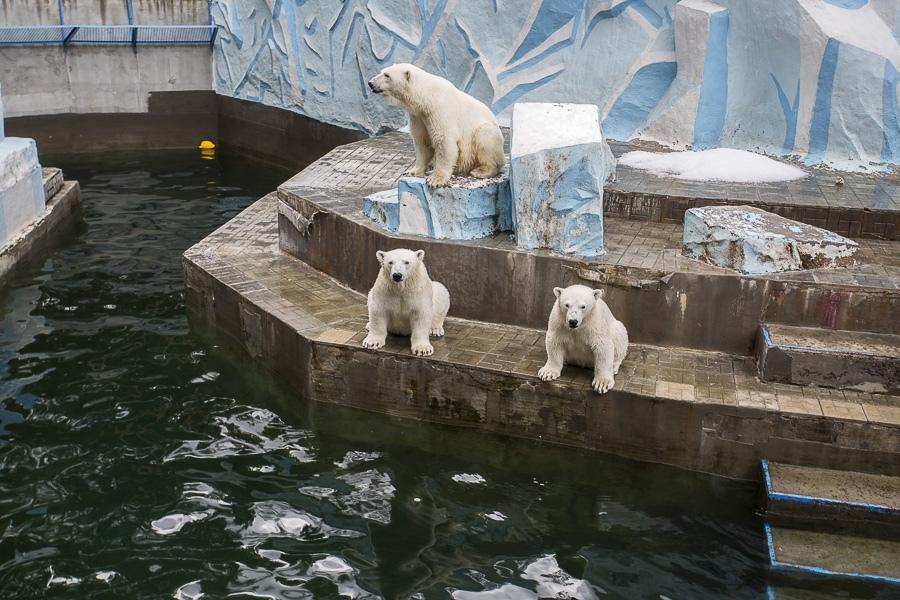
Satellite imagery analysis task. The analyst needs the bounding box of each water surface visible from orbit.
[0,150,767,599]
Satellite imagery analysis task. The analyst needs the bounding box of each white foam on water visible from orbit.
[94,571,117,583]
[522,555,600,600]
[452,473,487,485]
[302,469,396,524]
[151,511,211,535]
[229,500,363,546]
[620,148,807,183]
[485,511,507,522]
[173,579,204,600]
[452,583,538,599]
[335,450,382,469]
[46,567,81,588]
[164,407,314,463]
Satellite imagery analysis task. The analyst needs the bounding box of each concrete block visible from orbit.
[0,137,45,246]
[509,103,615,257]
[362,189,399,232]
[0,82,5,139]
[396,172,511,240]
[683,206,858,274]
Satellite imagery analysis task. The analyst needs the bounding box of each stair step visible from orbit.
[762,460,900,536]
[765,524,900,588]
[757,324,900,393]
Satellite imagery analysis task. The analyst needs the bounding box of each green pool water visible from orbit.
[0,150,769,599]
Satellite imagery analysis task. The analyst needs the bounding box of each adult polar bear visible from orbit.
[363,248,450,357]
[368,63,505,187]
[538,285,628,394]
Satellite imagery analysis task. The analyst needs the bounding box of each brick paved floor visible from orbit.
[186,195,900,427]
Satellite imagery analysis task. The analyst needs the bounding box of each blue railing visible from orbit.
[0,25,217,48]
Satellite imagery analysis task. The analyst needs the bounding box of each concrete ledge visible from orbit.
[0,179,81,286]
[276,134,900,355]
[184,195,900,480]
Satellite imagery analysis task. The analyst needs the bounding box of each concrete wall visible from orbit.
[211,0,900,171]
[0,1,212,117]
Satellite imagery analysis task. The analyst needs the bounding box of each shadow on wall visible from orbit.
[210,0,900,171]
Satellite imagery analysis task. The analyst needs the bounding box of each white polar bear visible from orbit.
[362,248,450,357]
[537,285,629,394]
[367,63,505,187]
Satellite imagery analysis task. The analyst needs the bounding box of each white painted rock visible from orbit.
[0,137,45,246]
[683,206,859,274]
[396,171,511,240]
[509,103,615,257]
[362,189,399,232]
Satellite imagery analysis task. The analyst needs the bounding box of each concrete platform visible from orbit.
[183,195,900,480]
[766,524,900,588]
[0,171,81,286]
[763,460,900,537]
[277,133,900,355]
[758,325,900,394]
[607,142,900,241]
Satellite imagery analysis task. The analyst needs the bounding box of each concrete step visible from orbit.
[765,524,900,589]
[762,460,900,537]
[757,324,900,394]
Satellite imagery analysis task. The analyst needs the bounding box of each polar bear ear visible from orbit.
[593,289,605,300]
[415,249,425,260]
[553,287,563,299]
[376,250,385,264]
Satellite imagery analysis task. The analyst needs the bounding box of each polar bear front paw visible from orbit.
[430,326,444,337]
[538,365,560,381]
[426,171,451,187]
[592,374,615,394]
[405,166,426,177]
[411,341,434,356]
[362,335,385,350]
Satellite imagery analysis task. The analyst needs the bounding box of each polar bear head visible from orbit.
[553,284,604,329]
[367,63,416,103]
[376,248,424,284]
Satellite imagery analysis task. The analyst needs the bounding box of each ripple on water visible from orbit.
[451,556,599,600]
[300,469,396,525]
[228,500,364,547]
[164,407,314,463]
[229,553,376,599]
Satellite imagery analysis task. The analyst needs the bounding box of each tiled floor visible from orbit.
[186,195,900,427]
[279,133,900,290]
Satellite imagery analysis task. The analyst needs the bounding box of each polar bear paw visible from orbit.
[592,374,615,395]
[537,365,560,382]
[411,341,434,356]
[430,326,444,337]
[362,335,385,350]
[426,171,451,187]
[470,165,498,179]
[405,166,426,177]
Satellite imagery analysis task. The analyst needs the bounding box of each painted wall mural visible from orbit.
[211,0,900,169]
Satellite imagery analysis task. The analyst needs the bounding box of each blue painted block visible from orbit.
[0,137,44,246]
[362,189,399,232]
[510,103,615,257]
[396,172,511,240]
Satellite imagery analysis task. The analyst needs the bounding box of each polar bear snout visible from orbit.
[568,318,580,329]
[367,79,381,93]
[391,272,404,282]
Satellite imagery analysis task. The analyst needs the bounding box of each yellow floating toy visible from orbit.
[198,140,216,149]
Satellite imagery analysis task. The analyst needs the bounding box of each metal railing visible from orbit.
[0,25,217,48]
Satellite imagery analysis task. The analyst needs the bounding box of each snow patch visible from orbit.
[619,148,807,183]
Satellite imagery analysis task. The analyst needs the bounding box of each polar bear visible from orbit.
[368,63,505,187]
[537,285,628,394]
[362,248,450,357]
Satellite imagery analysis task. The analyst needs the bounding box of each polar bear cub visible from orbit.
[538,285,628,394]
[362,248,450,357]
[367,63,505,187]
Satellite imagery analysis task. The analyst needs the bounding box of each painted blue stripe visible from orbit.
[57,0,64,26]
[881,60,899,163]
[582,0,640,48]
[768,490,899,515]
[283,0,307,94]
[806,38,840,163]
[126,0,134,25]
[770,75,800,154]
[824,0,868,8]
[603,61,677,140]
[693,8,729,149]
[491,70,564,113]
